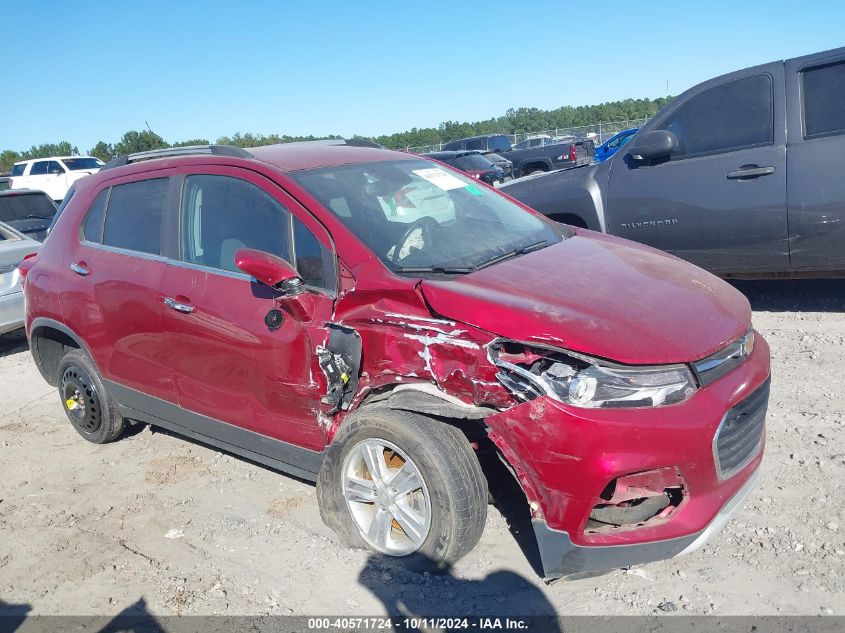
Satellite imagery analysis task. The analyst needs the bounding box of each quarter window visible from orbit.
[102,178,169,255]
[293,215,334,290]
[81,189,110,242]
[802,60,845,139]
[657,74,774,158]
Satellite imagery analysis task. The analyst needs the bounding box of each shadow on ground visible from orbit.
[0,330,28,358]
[729,279,845,313]
[359,555,562,632]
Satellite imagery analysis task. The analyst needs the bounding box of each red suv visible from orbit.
[20,142,770,578]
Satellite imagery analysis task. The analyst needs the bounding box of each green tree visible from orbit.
[0,150,21,173]
[171,138,210,147]
[113,130,167,156]
[89,141,114,162]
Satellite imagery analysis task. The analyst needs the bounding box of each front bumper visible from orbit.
[0,291,24,335]
[483,332,770,578]
[533,466,760,578]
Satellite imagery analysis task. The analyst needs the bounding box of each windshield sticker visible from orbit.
[412,168,467,191]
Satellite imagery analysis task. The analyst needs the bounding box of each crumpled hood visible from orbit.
[421,233,751,364]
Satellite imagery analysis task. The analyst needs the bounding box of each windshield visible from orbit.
[292,159,561,275]
[62,157,103,171]
[0,193,57,222]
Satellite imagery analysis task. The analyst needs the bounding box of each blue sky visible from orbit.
[1,0,843,152]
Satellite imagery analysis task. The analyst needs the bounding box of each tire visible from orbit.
[317,407,487,571]
[57,349,124,444]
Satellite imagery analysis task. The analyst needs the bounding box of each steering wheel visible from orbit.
[391,217,438,264]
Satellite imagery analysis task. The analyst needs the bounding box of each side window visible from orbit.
[606,136,621,149]
[81,188,110,242]
[102,178,169,255]
[802,60,845,139]
[292,216,335,291]
[657,74,774,158]
[466,138,484,151]
[30,161,49,176]
[11,164,26,177]
[180,175,291,273]
[47,161,64,175]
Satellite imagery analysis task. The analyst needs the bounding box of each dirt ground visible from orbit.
[1,280,844,618]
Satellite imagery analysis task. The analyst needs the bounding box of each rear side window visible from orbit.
[30,161,49,176]
[658,74,774,158]
[46,161,64,175]
[802,60,845,139]
[81,189,109,242]
[489,135,512,152]
[102,178,169,255]
[180,175,291,273]
[11,164,26,177]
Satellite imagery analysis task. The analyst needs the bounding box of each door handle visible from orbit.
[726,165,775,179]
[70,262,90,276]
[164,297,196,314]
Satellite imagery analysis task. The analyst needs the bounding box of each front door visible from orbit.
[606,63,789,275]
[158,168,337,452]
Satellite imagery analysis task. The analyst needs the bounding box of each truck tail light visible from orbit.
[569,144,577,162]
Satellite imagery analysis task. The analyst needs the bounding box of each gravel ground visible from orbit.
[0,280,843,618]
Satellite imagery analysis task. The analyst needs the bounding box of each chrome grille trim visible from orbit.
[693,329,754,386]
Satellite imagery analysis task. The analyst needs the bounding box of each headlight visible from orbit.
[491,341,696,408]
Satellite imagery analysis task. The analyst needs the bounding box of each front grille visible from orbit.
[713,378,769,479]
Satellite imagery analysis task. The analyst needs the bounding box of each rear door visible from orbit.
[606,63,789,274]
[26,161,50,196]
[158,166,337,452]
[60,174,178,403]
[784,47,845,271]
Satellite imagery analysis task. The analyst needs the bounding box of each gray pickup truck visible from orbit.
[502,46,845,277]
[441,133,594,178]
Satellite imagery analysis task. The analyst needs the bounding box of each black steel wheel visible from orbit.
[57,350,124,444]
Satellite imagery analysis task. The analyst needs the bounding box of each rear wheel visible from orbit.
[57,350,124,444]
[317,407,487,570]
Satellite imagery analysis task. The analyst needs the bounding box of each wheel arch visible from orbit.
[29,318,88,386]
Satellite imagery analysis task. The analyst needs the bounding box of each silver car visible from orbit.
[0,222,39,335]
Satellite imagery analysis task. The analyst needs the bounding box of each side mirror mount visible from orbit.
[235,248,304,296]
[626,130,678,161]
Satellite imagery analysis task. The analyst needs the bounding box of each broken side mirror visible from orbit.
[626,130,678,161]
[235,247,317,323]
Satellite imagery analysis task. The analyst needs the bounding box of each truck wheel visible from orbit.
[317,407,487,571]
[57,349,125,444]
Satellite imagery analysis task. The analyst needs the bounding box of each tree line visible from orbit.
[0,96,672,173]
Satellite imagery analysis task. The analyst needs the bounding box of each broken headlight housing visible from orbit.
[491,341,696,408]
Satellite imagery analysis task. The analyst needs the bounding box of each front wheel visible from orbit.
[317,408,487,570]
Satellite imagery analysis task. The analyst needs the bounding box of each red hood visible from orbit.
[421,233,751,364]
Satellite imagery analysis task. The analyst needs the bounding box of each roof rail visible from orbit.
[282,138,385,149]
[101,144,253,170]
